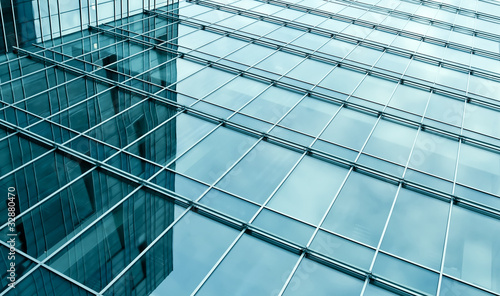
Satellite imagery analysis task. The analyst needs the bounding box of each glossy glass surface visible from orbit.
[381,189,449,270]
[323,172,398,246]
[197,235,298,295]
[268,156,349,225]
[444,206,500,293]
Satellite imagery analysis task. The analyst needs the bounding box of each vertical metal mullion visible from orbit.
[9,0,19,48]
[0,1,9,51]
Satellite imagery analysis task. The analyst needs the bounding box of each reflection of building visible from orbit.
[1,0,500,296]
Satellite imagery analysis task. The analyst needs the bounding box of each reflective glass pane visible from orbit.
[310,230,374,270]
[317,67,366,95]
[283,259,364,296]
[360,119,417,167]
[268,156,349,225]
[456,144,500,196]
[105,211,239,296]
[240,86,304,124]
[277,97,340,137]
[197,235,298,295]
[318,108,377,152]
[171,127,257,184]
[381,189,449,270]
[217,141,301,204]
[373,253,439,295]
[323,172,398,246]
[444,206,500,293]
[407,131,458,181]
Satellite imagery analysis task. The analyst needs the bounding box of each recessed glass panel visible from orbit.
[226,43,276,66]
[197,235,298,295]
[283,259,364,296]
[126,113,216,166]
[217,141,301,204]
[424,93,464,128]
[175,67,236,99]
[284,59,335,86]
[381,189,449,270]
[268,156,349,225]
[255,51,305,75]
[444,206,500,293]
[323,172,398,246]
[440,276,497,296]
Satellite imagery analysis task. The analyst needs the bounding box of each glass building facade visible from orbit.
[1,0,500,295]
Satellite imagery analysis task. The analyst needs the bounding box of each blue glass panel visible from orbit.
[360,119,417,167]
[240,86,304,124]
[456,144,500,196]
[277,97,340,137]
[317,67,366,95]
[373,253,439,295]
[444,206,500,293]
[268,156,349,225]
[171,127,257,184]
[197,235,298,295]
[105,211,239,296]
[253,209,315,245]
[323,172,397,246]
[283,259,364,296]
[318,108,377,152]
[217,141,301,204]
[381,189,449,270]
[407,131,458,181]
[440,276,497,296]
[200,189,259,221]
[202,76,269,110]
[310,230,374,270]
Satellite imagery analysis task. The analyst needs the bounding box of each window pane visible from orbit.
[444,206,500,293]
[171,127,257,184]
[318,108,377,152]
[268,156,349,225]
[217,141,301,204]
[197,235,298,295]
[283,259,364,295]
[373,253,439,296]
[323,172,398,246]
[310,230,374,270]
[381,189,449,270]
[456,144,500,196]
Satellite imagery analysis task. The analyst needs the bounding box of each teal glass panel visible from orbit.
[323,172,398,246]
[268,156,349,225]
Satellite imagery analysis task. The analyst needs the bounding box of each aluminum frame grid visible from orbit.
[1,0,500,295]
